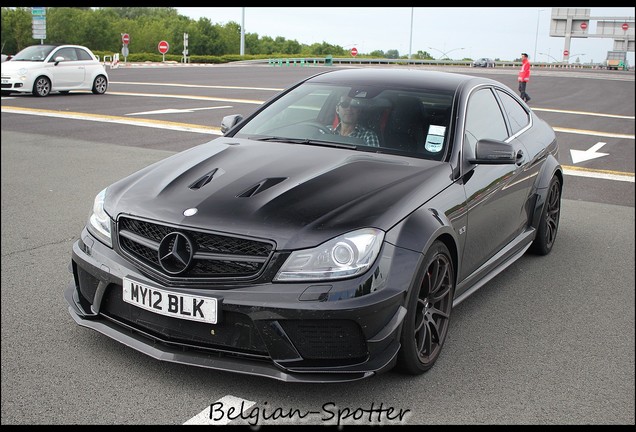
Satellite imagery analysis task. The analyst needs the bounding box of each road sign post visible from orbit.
[182,33,189,63]
[158,40,169,62]
[121,33,130,63]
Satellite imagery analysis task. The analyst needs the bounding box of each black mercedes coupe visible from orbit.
[65,68,562,383]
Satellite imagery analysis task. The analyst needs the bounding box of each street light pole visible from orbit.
[533,9,545,61]
[240,7,245,56]
[539,52,560,63]
[408,7,414,60]
[428,46,464,60]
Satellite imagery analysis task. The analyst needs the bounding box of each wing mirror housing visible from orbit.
[469,138,516,164]
[221,114,243,135]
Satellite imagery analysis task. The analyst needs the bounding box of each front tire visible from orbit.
[92,75,108,94]
[530,175,561,255]
[33,76,51,97]
[396,240,455,375]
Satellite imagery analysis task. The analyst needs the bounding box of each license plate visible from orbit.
[122,277,217,324]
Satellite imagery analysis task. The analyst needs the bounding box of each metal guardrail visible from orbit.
[262,57,621,70]
[98,56,633,71]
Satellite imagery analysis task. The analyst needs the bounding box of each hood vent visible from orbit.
[189,168,219,190]
[237,177,287,198]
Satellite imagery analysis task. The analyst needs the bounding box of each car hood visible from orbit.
[105,138,453,249]
[1,60,44,73]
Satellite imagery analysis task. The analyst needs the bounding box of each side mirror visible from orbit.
[221,114,243,135]
[54,56,65,65]
[468,138,516,164]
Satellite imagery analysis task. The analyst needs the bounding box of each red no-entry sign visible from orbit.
[580,22,587,30]
[158,40,169,54]
[563,49,569,56]
[622,23,629,31]
[351,47,358,57]
[122,33,130,45]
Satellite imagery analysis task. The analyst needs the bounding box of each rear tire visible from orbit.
[92,75,108,94]
[530,175,561,255]
[396,240,455,375]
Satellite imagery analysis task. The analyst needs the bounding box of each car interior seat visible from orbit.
[383,96,426,153]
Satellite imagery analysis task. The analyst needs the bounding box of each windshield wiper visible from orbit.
[250,136,357,150]
[251,136,310,144]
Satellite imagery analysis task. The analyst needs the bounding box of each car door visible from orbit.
[47,47,86,89]
[459,86,534,282]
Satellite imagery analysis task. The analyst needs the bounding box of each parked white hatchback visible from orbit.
[1,44,108,97]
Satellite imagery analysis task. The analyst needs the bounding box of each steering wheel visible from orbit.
[300,121,332,135]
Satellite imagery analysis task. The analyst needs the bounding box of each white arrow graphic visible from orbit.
[570,142,609,164]
[128,105,232,116]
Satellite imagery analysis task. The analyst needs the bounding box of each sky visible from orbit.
[175,7,635,65]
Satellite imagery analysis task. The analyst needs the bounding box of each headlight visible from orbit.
[87,188,112,247]
[274,228,384,281]
[18,68,28,76]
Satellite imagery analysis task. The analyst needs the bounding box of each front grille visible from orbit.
[117,216,275,282]
[280,320,368,361]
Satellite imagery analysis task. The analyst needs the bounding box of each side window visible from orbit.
[76,48,93,61]
[496,89,530,135]
[51,48,78,62]
[464,88,508,155]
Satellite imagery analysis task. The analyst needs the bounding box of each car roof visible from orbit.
[305,67,493,93]
[28,44,92,49]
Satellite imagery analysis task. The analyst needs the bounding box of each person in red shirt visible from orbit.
[518,53,531,103]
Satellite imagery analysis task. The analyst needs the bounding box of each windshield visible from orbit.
[11,45,56,62]
[233,82,454,160]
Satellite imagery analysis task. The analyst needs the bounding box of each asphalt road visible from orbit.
[1,64,634,425]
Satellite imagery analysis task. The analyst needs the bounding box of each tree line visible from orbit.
[1,7,440,60]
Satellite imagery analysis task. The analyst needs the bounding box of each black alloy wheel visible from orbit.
[397,240,455,375]
[531,175,562,255]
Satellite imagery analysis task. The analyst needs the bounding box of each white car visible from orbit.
[1,44,108,97]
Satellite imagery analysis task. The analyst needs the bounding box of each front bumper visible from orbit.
[1,76,28,92]
[65,228,421,383]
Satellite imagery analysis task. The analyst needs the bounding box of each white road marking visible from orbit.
[562,166,634,182]
[0,106,222,135]
[108,91,264,104]
[128,105,233,115]
[553,126,634,140]
[570,142,609,164]
[184,395,255,425]
[533,107,635,120]
[110,81,283,92]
